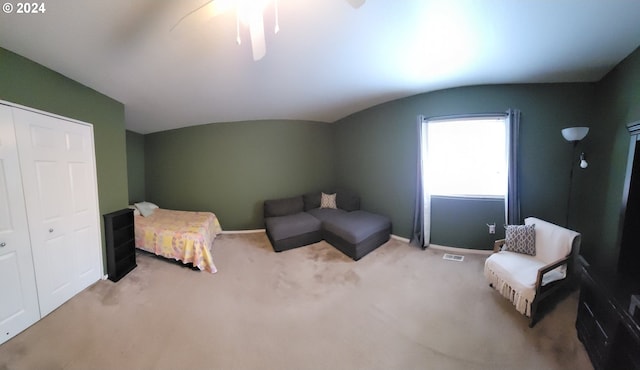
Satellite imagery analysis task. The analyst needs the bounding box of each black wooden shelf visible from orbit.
[104,208,136,282]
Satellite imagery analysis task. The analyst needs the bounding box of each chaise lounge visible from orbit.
[264,190,392,260]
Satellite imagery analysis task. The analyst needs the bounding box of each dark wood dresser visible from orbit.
[576,262,640,370]
[104,208,137,282]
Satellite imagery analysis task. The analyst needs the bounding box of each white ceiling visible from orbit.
[1,0,640,134]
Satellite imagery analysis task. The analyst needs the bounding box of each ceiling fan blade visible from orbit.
[346,0,365,9]
[171,0,231,32]
[249,15,266,61]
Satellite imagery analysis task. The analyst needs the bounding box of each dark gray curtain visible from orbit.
[505,109,521,225]
[411,111,518,247]
[410,115,429,249]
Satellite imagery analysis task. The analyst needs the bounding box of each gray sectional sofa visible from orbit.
[264,190,391,260]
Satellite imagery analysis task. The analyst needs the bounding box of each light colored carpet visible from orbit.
[0,233,592,370]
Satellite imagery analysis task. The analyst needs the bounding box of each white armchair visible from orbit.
[484,217,581,327]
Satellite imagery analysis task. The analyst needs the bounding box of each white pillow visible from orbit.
[320,192,337,209]
[134,201,158,209]
[134,202,157,217]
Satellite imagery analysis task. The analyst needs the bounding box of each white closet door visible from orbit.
[13,108,102,317]
[0,105,40,345]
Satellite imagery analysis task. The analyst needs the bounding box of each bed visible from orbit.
[133,205,222,273]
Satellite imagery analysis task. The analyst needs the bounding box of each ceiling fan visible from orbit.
[172,0,365,61]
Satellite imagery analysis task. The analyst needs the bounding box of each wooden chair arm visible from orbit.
[535,255,570,293]
[493,239,506,253]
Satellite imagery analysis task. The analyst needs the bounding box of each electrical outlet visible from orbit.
[487,223,496,234]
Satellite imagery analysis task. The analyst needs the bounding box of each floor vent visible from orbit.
[442,253,464,262]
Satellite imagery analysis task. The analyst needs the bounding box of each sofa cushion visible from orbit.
[264,196,304,218]
[303,192,322,211]
[336,189,360,211]
[265,212,322,241]
[323,210,391,244]
[306,207,348,222]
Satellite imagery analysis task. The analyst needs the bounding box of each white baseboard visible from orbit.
[429,244,492,255]
[391,234,410,243]
[390,234,492,255]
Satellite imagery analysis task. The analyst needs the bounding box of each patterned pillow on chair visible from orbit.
[504,224,536,256]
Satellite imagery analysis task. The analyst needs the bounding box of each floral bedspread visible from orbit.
[134,209,222,273]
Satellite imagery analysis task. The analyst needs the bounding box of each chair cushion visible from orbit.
[504,224,536,255]
[265,212,321,241]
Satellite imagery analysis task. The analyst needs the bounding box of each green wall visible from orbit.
[126,130,146,203]
[140,60,638,256]
[431,197,505,249]
[4,40,637,262]
[0,47,128,265]
[144,120,335,230]
[574,46,640,271]
[334,84,597,249]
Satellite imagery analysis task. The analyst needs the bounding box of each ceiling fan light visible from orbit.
[346,0,366,9]
[249,16,266,60]
[274,0,279,34]
[237,0,270,25]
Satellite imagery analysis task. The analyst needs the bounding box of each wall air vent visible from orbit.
[442,253,464,262]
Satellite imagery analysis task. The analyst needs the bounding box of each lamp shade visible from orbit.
[561,127,589,142]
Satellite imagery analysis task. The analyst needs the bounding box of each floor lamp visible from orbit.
[562,126,589,227]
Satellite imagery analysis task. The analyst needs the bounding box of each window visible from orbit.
[425,116,507,197]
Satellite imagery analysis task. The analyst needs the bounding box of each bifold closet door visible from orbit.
[13,107,102,317]
[0,105,40,345]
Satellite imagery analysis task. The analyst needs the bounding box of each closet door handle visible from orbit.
[0,242,5,247]
[49,228,54,233]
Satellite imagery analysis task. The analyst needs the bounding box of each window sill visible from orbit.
[430,195,505,201]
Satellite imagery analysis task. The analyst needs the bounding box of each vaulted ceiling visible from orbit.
[1,0,640,134]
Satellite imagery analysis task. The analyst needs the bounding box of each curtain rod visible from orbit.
[420,111,510,123]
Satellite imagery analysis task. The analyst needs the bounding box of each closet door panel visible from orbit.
[0,157,13,230]
[66,129,101,290]
[15,111,75,316]
[0,105,39,345]
[0,162,13,230]
[42,233,74,295]
[13,108,101,316]
[0,253,26,317]
[68,161,101,287]
[33,159,74,305]
[34,160,66,222]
